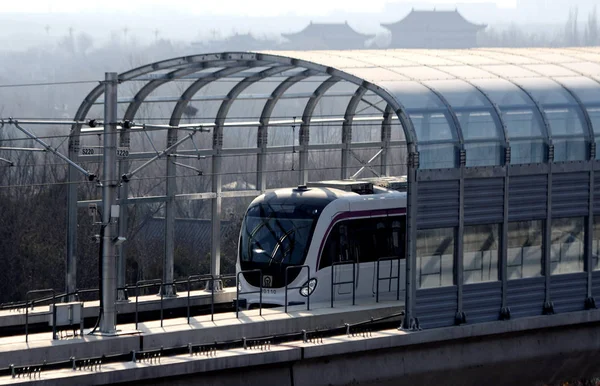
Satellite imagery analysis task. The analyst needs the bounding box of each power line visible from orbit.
[0,80,101,88]
[4,109,396,123]
[0,161,410,190]
[0,145,408,169]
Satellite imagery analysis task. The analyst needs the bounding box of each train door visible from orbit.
[334,223,357,295]
[371,216,406,300]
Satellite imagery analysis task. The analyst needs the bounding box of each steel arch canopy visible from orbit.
[70,48,600,166]
[62,48,600,328]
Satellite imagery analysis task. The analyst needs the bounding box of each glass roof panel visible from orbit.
[515,77,587,138]
[381,80,447,111]
[385,51,460,66]
[426,79,503,141]
[522,64,579,77]
[425,79,487,107]
[558,76,600,105]
[520,51,576,64]
[588,108,600,135]
[379,80,457,142]
[342,67,409,82]
[515,77,577,105]
[544,49,600,62]
[561,62,600,78]
[336,51,416,67]
[472,50,543,65]
[387,66,455,81]
[471,78,546,140]
[443,54,504,66]
[440,65,497,80]
[479,65,539,79]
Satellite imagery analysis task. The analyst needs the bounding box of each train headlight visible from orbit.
[237,281,242,293]
[299,278,317,297]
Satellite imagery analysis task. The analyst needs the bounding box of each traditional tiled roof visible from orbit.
[381,9,486,31]
[282,21,375,41]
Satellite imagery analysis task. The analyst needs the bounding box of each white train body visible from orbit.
[236,180,407,308]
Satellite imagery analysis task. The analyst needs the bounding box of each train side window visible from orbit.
[319,226,339,270]
[318,216,406,270]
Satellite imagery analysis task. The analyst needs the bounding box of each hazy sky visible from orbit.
[2,0,517,16]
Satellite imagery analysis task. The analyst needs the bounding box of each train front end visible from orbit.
[235,186,334,309]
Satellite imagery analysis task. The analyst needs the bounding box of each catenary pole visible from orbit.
[100,72,119,334]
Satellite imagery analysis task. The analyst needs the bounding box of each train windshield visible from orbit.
[240,203,322,267]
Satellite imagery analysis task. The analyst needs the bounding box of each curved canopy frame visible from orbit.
[62,48,600,325]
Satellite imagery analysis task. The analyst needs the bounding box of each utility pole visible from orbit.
[100,72,119,334]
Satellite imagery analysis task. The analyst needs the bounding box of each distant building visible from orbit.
[281,21,375,50]
[381,9,487,49]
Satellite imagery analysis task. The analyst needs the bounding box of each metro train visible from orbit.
[236,178,408,308]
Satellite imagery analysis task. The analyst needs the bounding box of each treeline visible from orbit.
[479,6,599,47]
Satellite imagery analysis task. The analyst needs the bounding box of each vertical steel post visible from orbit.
[163,134,177,297]
[456,156,465,325]
[298,123,310,185]
[587,164,595,307]
[544,156,553,314]
[340,87,366,180]
[256,123,268,192]
[402,150,419,330]
[100,72,119,334]
[117,132,130,301]
[211,126,223,284]
[66,125,81,301]
[500,168,510,318]
[66,162,78,301]
[380,106,392,177]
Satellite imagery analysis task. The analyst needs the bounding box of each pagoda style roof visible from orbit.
[282,21,375,41]
[381,9,487,31]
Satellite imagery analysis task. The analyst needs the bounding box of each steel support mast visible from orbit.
[100,72,119,334]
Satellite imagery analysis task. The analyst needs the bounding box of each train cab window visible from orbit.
[318,216,406,270]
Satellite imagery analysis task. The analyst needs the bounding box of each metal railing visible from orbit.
[25,289,56,343]
[376,256,402,303]
[236,269,263,318]
[135,279,163,330]
[187,274,214,324]
[284,265,311,313]
[73,288,100,303]
[330,261,356,308]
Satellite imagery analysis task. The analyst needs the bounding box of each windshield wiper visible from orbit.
[269,229,296,266]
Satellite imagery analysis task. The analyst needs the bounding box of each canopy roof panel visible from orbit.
[71,47,600,169]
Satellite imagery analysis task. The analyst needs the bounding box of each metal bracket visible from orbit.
[504,146,511,165]
[499,306,511,321]
[542,301,554,315]
[350,149,383,179]
[9,119,96,181]
[0,157,14,166]
[171,159,204,176]
[408,152,420,169]
[585,296,597,310]
[548,144,554,162]
[455,311,467,325]
[459,149,467,167]
[400,317,420,331]
[122,129,207,182]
